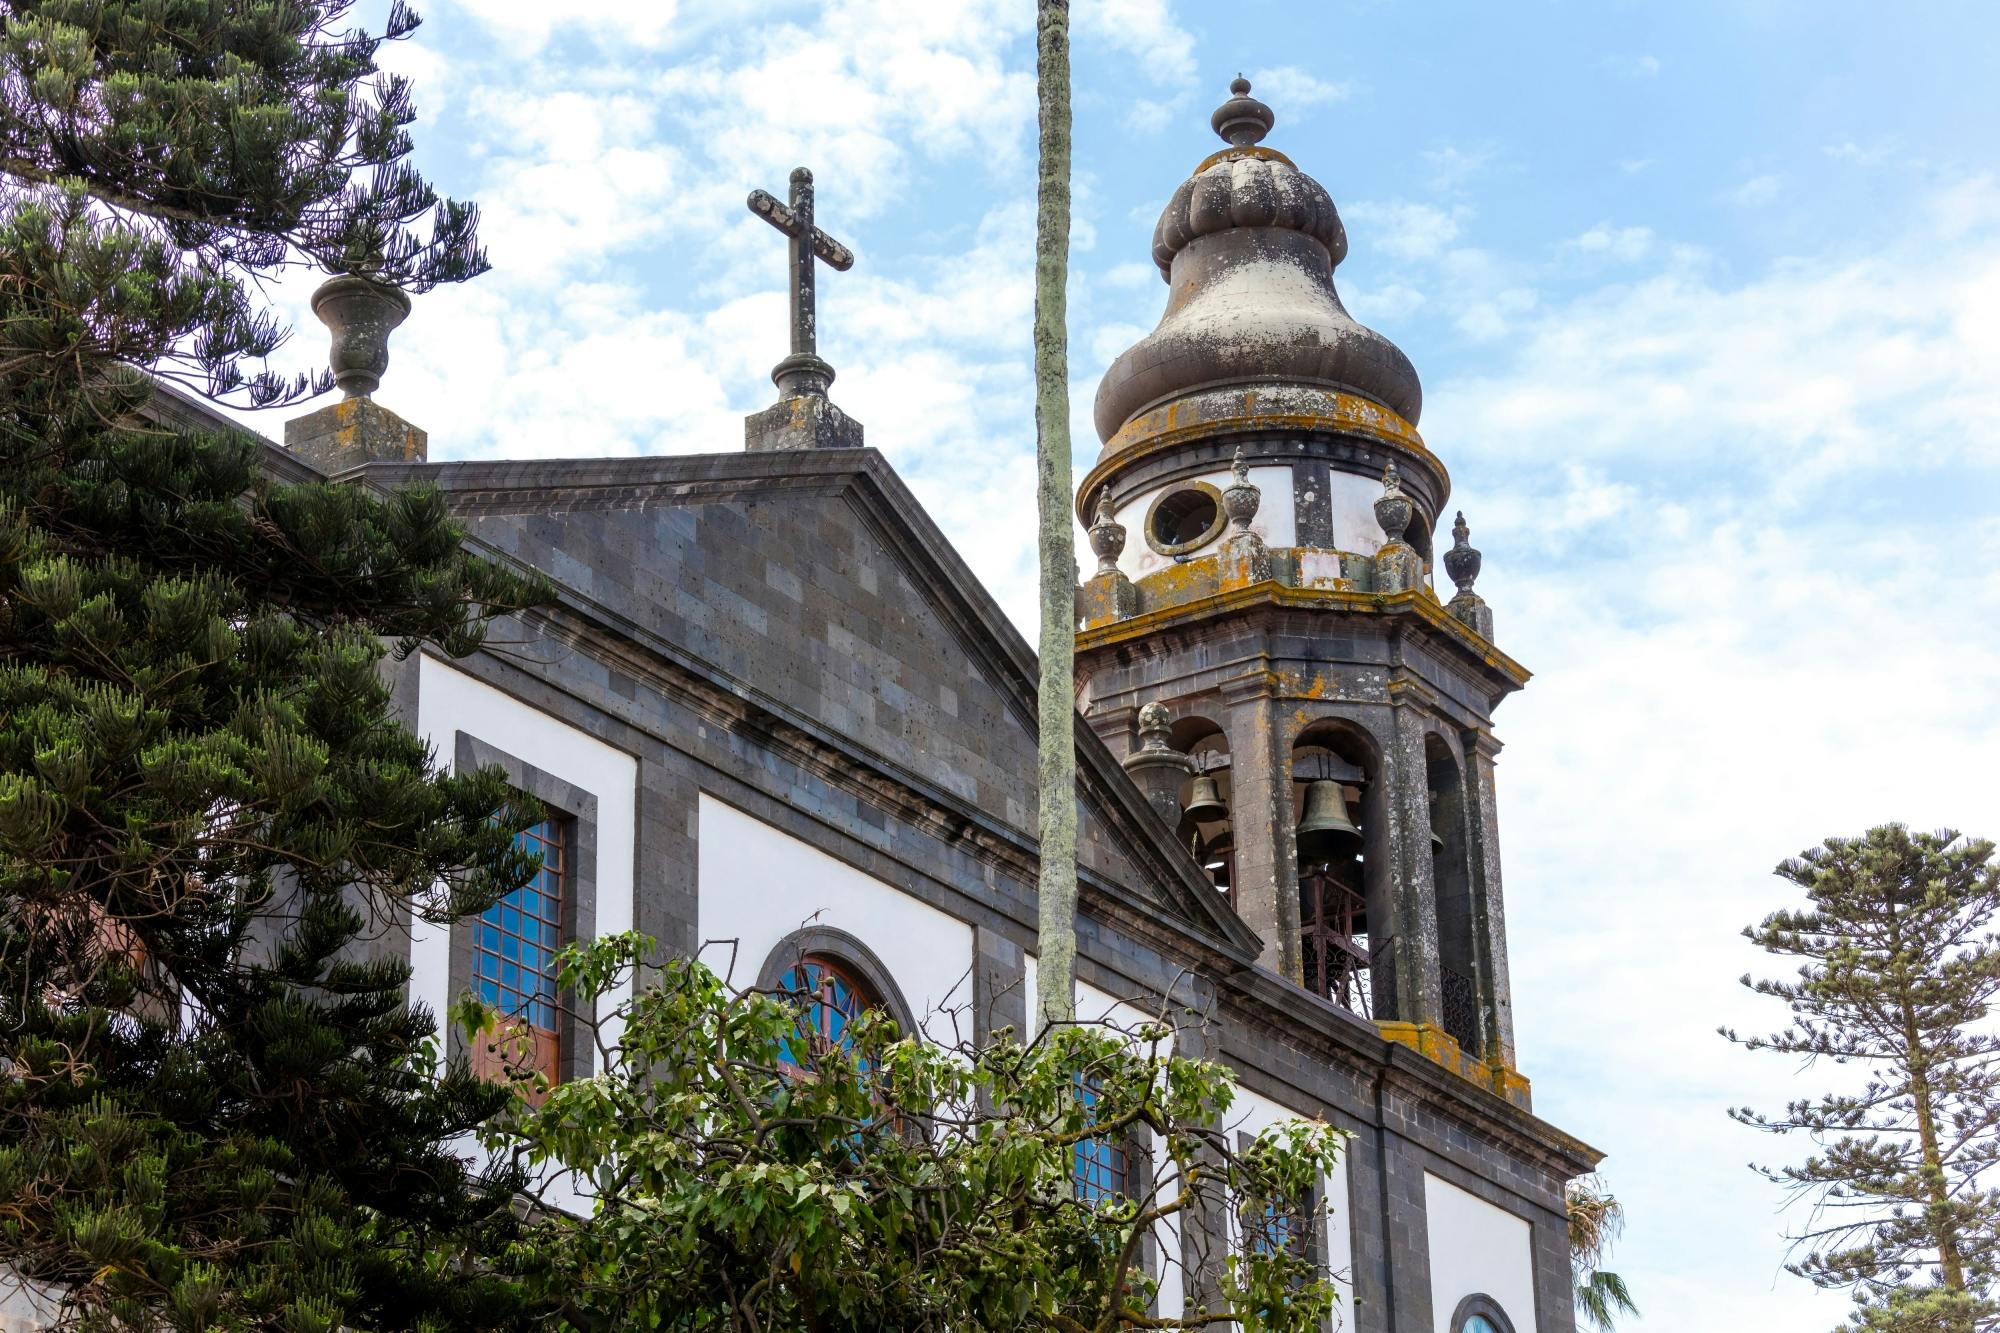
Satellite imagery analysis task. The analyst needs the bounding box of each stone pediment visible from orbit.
[314,445,1263,963]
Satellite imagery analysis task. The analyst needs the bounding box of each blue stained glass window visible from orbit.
[1461,1318,1500,1333]
[1072,1077,1129,1207]
[1248,1192,1310,1256]
[774,955,875,1073]
[472,817,567,1033]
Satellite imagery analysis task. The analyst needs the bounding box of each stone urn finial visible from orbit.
[1211,75,1275,148]
[1221,447,1261,534]
[310,273,411,398]
[1374,461,1413,543]
[1444,510,1482,594]
[1136,700,1174,752]
[1088,486,1127,576]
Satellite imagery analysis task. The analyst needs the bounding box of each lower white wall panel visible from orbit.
[695,793,975,1037]
[1424,1172,1537,1333]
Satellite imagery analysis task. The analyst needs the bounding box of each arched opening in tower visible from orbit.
[1170,715,1233,900]
[1426,733,1482,1056]
[1291,724,1375,1019]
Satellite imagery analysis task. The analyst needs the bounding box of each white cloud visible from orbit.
[1344,280,1426,323]
[1123,96,1178,135]
[1344,199,1466,262]
[1452,286,1537,341]
[1437,181,2000,480]
[1564,222,1656,262]
[1074,0,1197,85]
[1248,65,1352,110]
[1823,138,1898,167]
[1423,142,1498,193]
[1602,53,1662,78]
[1733,173,1785,206]
[1425,173,2000,1333]
[433,0,693,54]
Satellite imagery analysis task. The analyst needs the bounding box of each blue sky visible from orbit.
[238,2,2000,1326]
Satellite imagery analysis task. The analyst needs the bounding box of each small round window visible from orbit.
[1144,482,1227,556]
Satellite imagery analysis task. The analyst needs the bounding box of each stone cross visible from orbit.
[747,167,855,400]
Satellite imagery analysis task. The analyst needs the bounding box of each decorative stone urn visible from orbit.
[1443,510,1482,593]
[1373,461,1414,543]
[310,274,412,398]
[1221,448,1262,534]
[1088,487,1127,576]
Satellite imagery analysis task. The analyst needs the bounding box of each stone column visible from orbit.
[1221,670,1299,979]
[1383,700,1442,1029]
[1462,728,1518,1070]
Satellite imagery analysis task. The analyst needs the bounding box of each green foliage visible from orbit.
[1566,1175,1637,1331]
[468,934,1350,1332]
[0,0,486,406]
[0,1,550,1326]
[1725,824,2000,1333]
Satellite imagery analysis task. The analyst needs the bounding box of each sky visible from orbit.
[235,2,2000,1327]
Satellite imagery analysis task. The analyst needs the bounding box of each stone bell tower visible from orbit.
[1078,78,1529,1105]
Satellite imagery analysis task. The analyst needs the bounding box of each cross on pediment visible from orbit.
[747,167,854,400]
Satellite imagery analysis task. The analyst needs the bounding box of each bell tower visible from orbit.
[1078,79,1529,1104]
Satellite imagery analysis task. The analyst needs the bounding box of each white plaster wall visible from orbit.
[1328,470,1390,556]
[695,794,975,1036]
[1226,1086,1357,1330]
[1113,465,1297,580]
[0,1274,57,1330]
[1423,1173,1537,1333]
[1024,956,1190,1318]
[413,656,639,1060]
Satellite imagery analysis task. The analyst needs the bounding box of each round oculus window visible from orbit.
[1144,482,1228,556]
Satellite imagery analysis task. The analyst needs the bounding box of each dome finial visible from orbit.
[1211,76,1274,148]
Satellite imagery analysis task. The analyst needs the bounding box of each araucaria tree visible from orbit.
[473,934,1350,1332]
[0,2,545,1327]
[1726,824,2000,1332]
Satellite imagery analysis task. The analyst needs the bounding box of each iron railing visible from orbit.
[1440,965,1480,1054]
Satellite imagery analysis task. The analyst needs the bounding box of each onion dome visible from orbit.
[1093,77,1424,451]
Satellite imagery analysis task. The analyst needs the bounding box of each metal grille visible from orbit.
[1299,865,1370,1018]
[1440,965,1480,1054]
[1072,1077,1128,1207]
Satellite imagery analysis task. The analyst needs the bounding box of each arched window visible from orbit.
[773,953,878,1073]
[1449,1294,1517,1333]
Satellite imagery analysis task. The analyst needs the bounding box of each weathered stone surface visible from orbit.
[744,391,865,451]
[1095,77,1423,448]
[1077,569,1137,626]
[283,396,427,469]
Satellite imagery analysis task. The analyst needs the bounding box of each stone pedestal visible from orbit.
[1218,530,1273,589]
[1121,702,1194,828]
[284,397,427,471]
[1078,570,1138,627]
[745,393,864,451]
[1449,590,1495,641]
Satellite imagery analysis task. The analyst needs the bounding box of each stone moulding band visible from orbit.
[1078,385,1445,526]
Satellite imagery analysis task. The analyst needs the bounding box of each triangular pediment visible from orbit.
[329,446,1259,959]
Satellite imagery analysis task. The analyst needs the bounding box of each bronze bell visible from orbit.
[1184,774,1228,823]
[1296,779,1361,859]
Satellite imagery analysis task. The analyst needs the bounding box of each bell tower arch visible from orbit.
[1075,78,1531,1107]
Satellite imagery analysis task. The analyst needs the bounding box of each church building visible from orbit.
[190,78,1596,1333]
